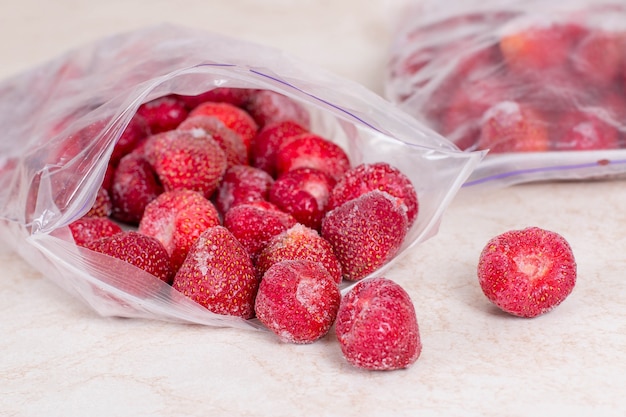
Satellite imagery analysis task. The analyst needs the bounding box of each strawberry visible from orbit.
[274,133,351,181]
[244,90,310,129]
[254,259,341,344]
[477,100,549,153]
[69,216,123,247]
[328,162,419,228]
[189,101,258,152]
[143,130,227,198]
[172,225,258,319]
[250,120,308,176]
[138,189,221,272]
[85,186,112,218]
[477,227,577,318]
[109,114,150,166]
[335,277,422,371]
[269,167,335,231]
[223,201,297,261]
[90,231,173,284]
[321,190,408,281]
[571,29,624,86]
[552,110,619,151]
[256,223,343,284]
[110,152,163,225]
[177,115,248,167]
[175,87,254,109]
[136,95,189,133]
[214,164,274,215]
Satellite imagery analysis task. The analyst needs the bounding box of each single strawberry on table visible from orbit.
[477,226,577,318]
[254,259,341,344]
[335,277,422,371]
[172,225,258,319]
[138,189,221,272]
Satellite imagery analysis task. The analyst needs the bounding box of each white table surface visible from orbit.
[1,1,625,416]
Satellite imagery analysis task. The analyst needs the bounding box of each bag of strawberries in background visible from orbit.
[385,0,626,187]
[0,24,482,331]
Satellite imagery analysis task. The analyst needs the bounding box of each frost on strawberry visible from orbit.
[172,225,258,319]
[244,90,310,129]
[321,190,408,281]
[69,216,123,248]
[214,164,274,215]
[477,226,577,318]
[255,259,341,344]
[335,277,421,371]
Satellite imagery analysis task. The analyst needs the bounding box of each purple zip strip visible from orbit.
[463,158,626,187]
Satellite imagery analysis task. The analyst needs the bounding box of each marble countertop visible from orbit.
[1,1,625,416]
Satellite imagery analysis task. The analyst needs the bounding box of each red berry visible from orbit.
[138,190,221,272]
[256,223,343,284]
[571,29,624,86]
[335,277,421,371]
[177,115,248,167]
[189,102,258,152]
[85,186,112,218]
[553,110,619,151]
[250,120,308,176]
[214,165,274,215]
[255,259,340,344]
[244,90,310,128]
[328,162,419,227]
[137,95,189,133]
[172,225,258,319]
[90,231,173,284]
[321,190,408,281]
[477,227,577,318]
[478,101,549,153]
[269,167,335,231]
[275,133,351,181]
[110,152,163,225]
[176,87,254,109]
[143,130,227,198]
[223,201,297,261]
[110,114,150,166]
[69,216,123,247]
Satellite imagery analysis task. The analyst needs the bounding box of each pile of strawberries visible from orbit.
[388,6,626,153]
[67,87,422,371]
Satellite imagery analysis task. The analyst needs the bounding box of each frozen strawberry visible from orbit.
[250,120,308,176]
[69,216,123,247]
[172,225,258,319]
[321,190,408,281]
[176,87,254,109]
[177,115,248,167]
[138,190,221,272]
[143,130,227,198]
[189,102,258,152]
[137,95,189,133]
[110,152,163,225]
[499,21,584,74]
[244,90,310,129]
[85,186,112,218]
[90,231,173,284]
[102,162,115,193]
[214,165,274,215]
[275,133,351,181]
[335,277,421,371]
[477,227,577,318]
[328,162,419,227]
[553,110,619,151]
[256,223,343,284]
[223,201,297,261]
[110,114,150,166]
[571,30,624,86]
[269,167,335,231]
[254,259,341,344]
[478,101,549,153]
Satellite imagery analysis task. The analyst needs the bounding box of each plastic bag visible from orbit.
[0,24,482,329]
[385,0,626,188]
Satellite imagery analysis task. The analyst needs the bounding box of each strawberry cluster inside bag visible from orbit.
[0,24,482,329]
[385,0,626,188]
